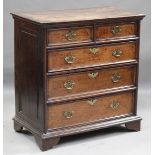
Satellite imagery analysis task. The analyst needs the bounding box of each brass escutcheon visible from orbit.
[87,99,97,105]
[88,72,98,79]
[65,30,76,41]
[112,50,122,58]
[112,26,121,35]
[64,56,75,64]
[64,80,75,90]
[63,111,74,119]
[110,101,120,110]
[111,74,121,83]
[89,48,99,54]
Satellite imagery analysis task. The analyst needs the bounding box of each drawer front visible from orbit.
[47,27,93,46]
[47,66,136,99]
[47,91,134,129]
[96,23,137,40]
[48,42,137,72]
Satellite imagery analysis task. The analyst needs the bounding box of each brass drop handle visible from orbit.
[89,48,99,54]
[111,74,121,83]
[64,80,75,90]
[88,72,98,79]
[63,111,74,119]
[65,30,76,41]
[112,50,122,58]
[64,56,75,64]
[112,26,121,35]
[110,101,120,110]
[87,99,97,105]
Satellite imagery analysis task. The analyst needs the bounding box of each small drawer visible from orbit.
[47,91,134,129]
[47,42,137,72]
[47,26,93,46]
[95,23,137,41]
[47,66,136,99]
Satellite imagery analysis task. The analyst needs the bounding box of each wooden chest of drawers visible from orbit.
[11,6,145,151]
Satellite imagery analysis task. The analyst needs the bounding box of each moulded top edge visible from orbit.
[11,6,145,24]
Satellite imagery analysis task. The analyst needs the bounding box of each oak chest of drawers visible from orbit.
[11,6,145,151]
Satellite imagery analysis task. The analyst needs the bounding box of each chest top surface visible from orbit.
[11,6,144,24]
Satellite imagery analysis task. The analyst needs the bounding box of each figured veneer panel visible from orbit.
[47,66,136,99]
[47,27,93,46]
[96,23,137,41]
[47,91,134,128]
[47,42,137,72]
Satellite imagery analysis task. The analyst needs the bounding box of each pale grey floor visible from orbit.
[3,88,151,155]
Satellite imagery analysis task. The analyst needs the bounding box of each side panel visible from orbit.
[14,19,45,131]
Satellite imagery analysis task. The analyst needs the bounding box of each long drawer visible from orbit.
[47,66,136,99]
[47,91,134,129]
[47,42,137,72]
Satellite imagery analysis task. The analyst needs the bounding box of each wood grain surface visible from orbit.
[47,66,136,99]
[47,27,93,46]
[11,6,144,23]
[47,91,134,128]
[47,42,137,72]
[96,23,137,40]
